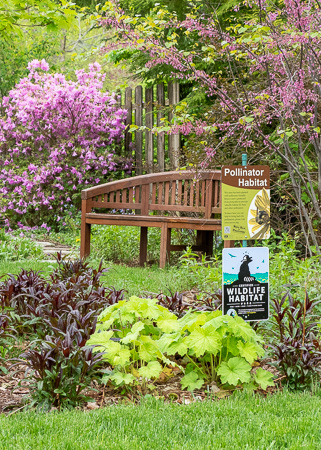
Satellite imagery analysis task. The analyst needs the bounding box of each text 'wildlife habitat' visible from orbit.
[222,247,269,321]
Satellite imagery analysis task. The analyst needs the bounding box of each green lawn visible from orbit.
[0,260,55,276]
[0,260,195,297]
[1,392,321,449]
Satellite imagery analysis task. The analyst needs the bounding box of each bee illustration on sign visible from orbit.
[248,188,270,239]
[222,247,269,321]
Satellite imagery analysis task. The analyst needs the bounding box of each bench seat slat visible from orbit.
[86,213,220,223]
[90,202,141,209]
[149,204,205,212]
[85,213,221,230]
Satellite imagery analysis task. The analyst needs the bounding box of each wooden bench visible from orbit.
[80,170,232,268]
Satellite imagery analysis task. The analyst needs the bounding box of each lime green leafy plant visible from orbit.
[157,310,273,391]
[88,296,178,388]
[88,297,274,392]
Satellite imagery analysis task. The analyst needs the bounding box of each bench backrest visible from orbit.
[81,171,221,218]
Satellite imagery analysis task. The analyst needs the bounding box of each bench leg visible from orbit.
[205,230,213,256]
[224,240,235,249]
[196,230,213,257]
[160,224,171,269]
[80,222,91,259]
[140,227,148,266]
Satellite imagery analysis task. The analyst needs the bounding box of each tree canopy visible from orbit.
[0,1,78,38]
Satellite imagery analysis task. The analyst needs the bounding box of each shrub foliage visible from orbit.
[0,60,129,229]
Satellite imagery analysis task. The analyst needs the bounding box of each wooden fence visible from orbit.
[118,82,180,175]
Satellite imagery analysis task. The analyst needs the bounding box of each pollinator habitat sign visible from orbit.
[222,165,270,241]
[222,247,269,321]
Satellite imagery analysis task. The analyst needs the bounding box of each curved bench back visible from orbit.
[81,170,221,218]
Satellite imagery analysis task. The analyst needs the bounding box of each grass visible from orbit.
[0,259,197,297]
[100,263,193,296]
[1,391,321,449]
[1,250,321,300]
[0,260,56,278]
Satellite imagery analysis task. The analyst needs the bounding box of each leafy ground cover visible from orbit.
[1,392,321,449]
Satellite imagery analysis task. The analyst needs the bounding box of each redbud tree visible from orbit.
[0,60,129,230]
[103,0,321,253]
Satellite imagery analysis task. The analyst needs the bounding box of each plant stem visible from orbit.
[210,354,214,381]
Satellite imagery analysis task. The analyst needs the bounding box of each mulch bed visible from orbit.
[0,359,280,415]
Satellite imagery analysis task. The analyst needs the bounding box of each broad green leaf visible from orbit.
[237,341,264,364]
[224,335,240,356]
[181,372,204,391]
[180,312,209,332]
[254,368,275,390]
[110,372,135,386]
[217,357,251,386]
[125,296,160,320]
[87,330,113,351]
[101,341,131,367]
[138,361,162,379]
[157,332,181,353]
[99,301,124,321]
[101,341,121,359]
[96,318,114,331]
[112,348,131,366]
[138,336,159,362]
[203,314,227,331]
[184,325,221,357]
[229,316,256,340]
[167,340,188,356]
[121,322,145,344]
[157,310,179,333]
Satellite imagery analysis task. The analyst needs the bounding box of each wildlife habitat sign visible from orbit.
[222,247,269,321]
[222,165,270,241]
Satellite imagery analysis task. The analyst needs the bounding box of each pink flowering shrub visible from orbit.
[0,60,129,229]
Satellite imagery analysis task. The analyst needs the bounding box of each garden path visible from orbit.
[35,240,77,260]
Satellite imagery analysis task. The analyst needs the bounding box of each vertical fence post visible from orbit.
[168,82,180,169]
[242,152,247,248]
[124,87,132,157]
[157,83,165,172]
[145,87,154,173]
[116,89,122,155]
[135,86,143,175]
[124,82,181,175]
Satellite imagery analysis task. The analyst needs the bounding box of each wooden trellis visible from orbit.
[119,82,180,175]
